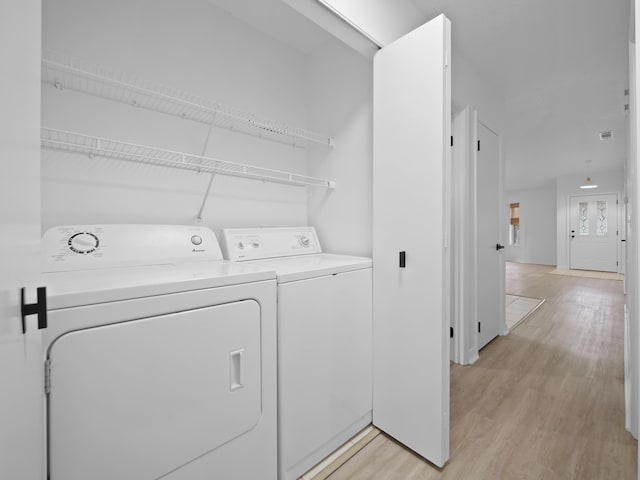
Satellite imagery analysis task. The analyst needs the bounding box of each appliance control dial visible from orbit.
[298,235,310,247]
[68,232,99,254]
[191,235,203,246]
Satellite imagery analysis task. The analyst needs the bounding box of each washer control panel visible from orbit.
[42,224,223,272]
[222,227,321,261]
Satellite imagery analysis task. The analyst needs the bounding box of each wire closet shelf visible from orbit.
[40,128,336,189]
[41,50,335,148]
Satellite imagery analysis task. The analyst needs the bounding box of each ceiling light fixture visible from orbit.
[580,160,598,189]
[580,176,598,189]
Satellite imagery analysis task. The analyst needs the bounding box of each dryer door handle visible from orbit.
[229,349,245,391]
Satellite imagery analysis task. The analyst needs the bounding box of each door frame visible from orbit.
[567,192,620,273]
[451,106,477,364]
[450,109,506,365]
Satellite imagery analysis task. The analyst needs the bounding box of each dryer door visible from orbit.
[47,300,261,480]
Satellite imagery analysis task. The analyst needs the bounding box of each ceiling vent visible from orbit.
[599,130,613,140]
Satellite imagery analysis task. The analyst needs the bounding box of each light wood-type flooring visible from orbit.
[327,262,637,479]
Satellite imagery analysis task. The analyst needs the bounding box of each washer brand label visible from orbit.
[192,248,205,253]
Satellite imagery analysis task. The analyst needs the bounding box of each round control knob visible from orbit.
[251,241,260,248]
[191,235,203,246]
[237,241,245,250]
[299,235,310,247]
[68,232,99,254]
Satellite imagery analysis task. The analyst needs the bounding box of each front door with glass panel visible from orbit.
[569,193,618,272]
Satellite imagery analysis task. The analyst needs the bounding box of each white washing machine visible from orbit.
[41,224,277,480]
[222,227,372,480]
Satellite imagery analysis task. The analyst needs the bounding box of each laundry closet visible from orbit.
[40,0,373,249]
[3,0,456,478]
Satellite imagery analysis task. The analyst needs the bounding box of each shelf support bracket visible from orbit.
[196,173,216,222]
[196,121,215,222]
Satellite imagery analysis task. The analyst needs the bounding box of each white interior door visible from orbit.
[372,14,451,468]
[569,194,619,272]
[476,121,504,349]
[0,2,44,479]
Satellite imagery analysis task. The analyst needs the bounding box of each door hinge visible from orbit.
[44,359,51,395]
[477,140,481,151]
[451,136,453,147]
[478,322,481,333]
[450,327,454,338]
[617,261,619,266]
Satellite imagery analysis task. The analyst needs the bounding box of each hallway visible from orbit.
[327,262,637,479]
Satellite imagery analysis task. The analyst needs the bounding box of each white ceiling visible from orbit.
[411,0,631,190]
[206,0,630,190]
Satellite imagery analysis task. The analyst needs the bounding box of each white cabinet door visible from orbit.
[570,193,619,272]
[372,15,451,468]
[0,2,44,479]
[477,121,504,349]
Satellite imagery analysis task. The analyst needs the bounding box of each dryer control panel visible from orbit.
[222,227,321,261]
[42,224,223,272]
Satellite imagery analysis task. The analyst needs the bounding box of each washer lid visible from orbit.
[44,261,276,310]
[247,253,372,283]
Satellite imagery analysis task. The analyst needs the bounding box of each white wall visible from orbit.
[283,0,425,57]
[311,0,425,46]
[41,0,312,234]
[630,0,639,448]
[505,186,557,266]
[452,53,506,134]
[556,169,625,270]
[306,41,373,256]
[287,0,509,136]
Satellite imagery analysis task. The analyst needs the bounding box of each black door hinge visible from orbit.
[450,327,454,338]
[21,286,48,334]
[399,251,406,268]
[451,136,453,147]
[477,140,481,151]
[478,322,481,333]
[44,359,51,395]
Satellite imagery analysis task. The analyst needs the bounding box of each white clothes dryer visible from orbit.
[222,227,372,480]
[41,225,277,480]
